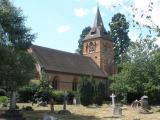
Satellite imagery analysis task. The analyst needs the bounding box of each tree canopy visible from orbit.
[0,0,35,90]
[109,13,130,64]
[76,26,91,55]
[110,36,160,104]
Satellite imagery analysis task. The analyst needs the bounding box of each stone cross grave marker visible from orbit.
[110,93,122,117]
[110,93,116,108]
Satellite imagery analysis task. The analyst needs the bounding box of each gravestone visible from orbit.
[73,97,77,105]
[43,115,56,120]
[139,95,152,114]
[58,91,71,115]
[110,93,122,117]
[50,98,54,112]
[131,95,152,120]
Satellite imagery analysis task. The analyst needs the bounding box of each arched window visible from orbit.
[52,76,59,90]
[72,78,78,91]
[89,42,95,53]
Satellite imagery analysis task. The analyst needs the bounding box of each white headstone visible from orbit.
[73,98,76,105]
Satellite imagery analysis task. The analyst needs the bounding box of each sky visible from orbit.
[12,0,160,53]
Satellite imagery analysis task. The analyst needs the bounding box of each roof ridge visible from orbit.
[32,44,87,58]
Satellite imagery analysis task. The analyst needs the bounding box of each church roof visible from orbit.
[31,45,107,78]
[84,7,110,41]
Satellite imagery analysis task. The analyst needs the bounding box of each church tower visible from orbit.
[83,7,114,75]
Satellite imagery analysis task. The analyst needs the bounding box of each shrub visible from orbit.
[52,91,64,104]
[94,82,105,106]
[18,84,39,102]
[34,89,53,102]
[0,96,10,107]
[67,91,76,104]
[78,76,94,106]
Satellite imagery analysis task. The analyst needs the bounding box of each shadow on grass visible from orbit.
[22,110,101,120]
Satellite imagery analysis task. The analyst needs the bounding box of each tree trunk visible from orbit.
[10,90,16,110]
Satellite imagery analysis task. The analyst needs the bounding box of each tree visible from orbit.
[110,36,160,104]
[76,26,91,55]
[0,0,35,109]
[94,81,105,106]
[78,76,94,106]
[34,70,53,102]
[109,13,130,64]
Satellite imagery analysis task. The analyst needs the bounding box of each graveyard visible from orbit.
[1,0,160,120]
[0,103,159,120]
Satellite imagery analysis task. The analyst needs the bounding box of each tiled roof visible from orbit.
[31,45,107,78]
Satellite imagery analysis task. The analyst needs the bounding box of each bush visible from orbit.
[94,82,105,106]
[52,91,64,104]
[0,96,10,107]
[67,91,76,104]
[34,89,53,102]
[78,76,94,106]
[18,84,39,102]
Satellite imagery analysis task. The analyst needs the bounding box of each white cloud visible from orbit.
[57,25,71,33]
[74,8,89,17]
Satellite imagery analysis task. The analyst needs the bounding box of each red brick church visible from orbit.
[29,7,116,91]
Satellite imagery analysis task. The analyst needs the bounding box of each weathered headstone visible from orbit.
[139,95,152,114]
[110,93,122,117]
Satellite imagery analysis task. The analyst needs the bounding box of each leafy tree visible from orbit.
[0,0,35,109]
[76,26,91,55]
[110,36,160,104]
[78,76,94,106]
[109,13,130,64]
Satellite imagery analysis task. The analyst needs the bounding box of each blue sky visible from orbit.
[12,0,160,53]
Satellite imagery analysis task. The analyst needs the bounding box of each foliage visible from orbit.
[0,0,35,49]
[67,91,76,104]
[78,76,94,106]
[109,13,130,64]
[94,81,105,106]
[129,0,160,37]
[110,37,160,104]
[34,71,53,102]
[18,83,39,102]
[76,26,91,55]
[52,91,64,104]
[0,0,35,92]
[0,96,10,107]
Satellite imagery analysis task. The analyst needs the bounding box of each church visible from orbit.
[29,7,116,91]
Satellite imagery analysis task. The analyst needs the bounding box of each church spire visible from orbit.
[93,6,104,28]
[84,6,108,41]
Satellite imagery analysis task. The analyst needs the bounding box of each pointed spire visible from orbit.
[83,6,109,41]
[93,6,104,28]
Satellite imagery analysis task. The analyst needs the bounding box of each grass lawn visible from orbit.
[16,103,160,120]
[1,103,160,120]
